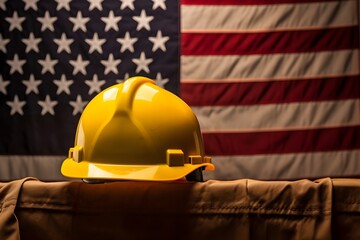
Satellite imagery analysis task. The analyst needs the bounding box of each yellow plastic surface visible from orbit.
[61,76,214,181]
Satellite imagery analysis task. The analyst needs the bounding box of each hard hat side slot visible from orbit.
[166,149,184,167]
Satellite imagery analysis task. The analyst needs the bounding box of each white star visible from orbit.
[85,33,106,54]
[101,11,121,32]
[69,11,90,32]
[101,54,121,75]
[69,95,88,115]
[149,30,169,52]
[23,0,39,10]
[155,73,169,88]
[152,0,166,10]
[0,0,6,11]
[22,74,41,94]
[0,34,10,53]
[38,54,58,74]
[120,0,135,10]
[22,33,41,53]
[0,75,10,94]
[132,52,153,73]
[88,0,103,11]
[37,11,57,32]
[117,32,137,53]
[70,55,89,75]
[55,0,71,11]
[116,72,130,83]
[7,95,26,115]
[53,33,73,53]
[38,95,58,115]
[7,54,26,74]
[85,74,105,94]
[5,11,25,31]
[54,74,73,95]
[132,10,153,31]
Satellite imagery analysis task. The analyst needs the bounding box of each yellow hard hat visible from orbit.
[61,76,214,181]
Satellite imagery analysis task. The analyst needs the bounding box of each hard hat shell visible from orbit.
[61,76,214,181]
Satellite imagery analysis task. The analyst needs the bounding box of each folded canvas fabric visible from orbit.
[0,178,359,240]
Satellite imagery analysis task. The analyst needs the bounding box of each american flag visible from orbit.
[0,0,359,181]
[180,0,360,180]
[0,0,179,180]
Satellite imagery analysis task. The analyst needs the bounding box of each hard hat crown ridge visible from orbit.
[61,76,214,181]
[115,76,154,115]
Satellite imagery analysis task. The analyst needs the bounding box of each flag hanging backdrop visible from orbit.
[0,0,359,181]
[180,0,360,180]
[0,0,180,180]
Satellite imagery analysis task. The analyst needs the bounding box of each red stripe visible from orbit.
[203,126,360,155]
[181,0,337,5]
[181,27,358,56]
[181,76,360,106]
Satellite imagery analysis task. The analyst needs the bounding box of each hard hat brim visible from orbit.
[61,158,215,181]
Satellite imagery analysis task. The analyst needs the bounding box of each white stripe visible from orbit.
[181,1,357,32]
[193,100,360,131]
[203,150,360,180]
[181,50,359,81]
[0,155,68,181]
